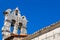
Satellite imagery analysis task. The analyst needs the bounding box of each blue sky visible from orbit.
[0,0,60,40]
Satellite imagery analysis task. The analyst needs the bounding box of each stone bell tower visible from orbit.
[2,7,28,40]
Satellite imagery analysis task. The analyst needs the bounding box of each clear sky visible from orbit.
[0,0,60,40]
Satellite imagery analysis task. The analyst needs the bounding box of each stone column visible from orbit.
[2,20,11,40]
[13,22,18,34]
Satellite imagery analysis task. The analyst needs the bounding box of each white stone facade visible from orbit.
[32,27,60,40]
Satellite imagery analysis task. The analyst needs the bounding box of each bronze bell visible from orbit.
[11,19,16,26]
[15,10,18,15]
[3,11,8,15]
[18,22,22,30]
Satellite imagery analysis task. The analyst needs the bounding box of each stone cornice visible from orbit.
[25,21,60,40]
